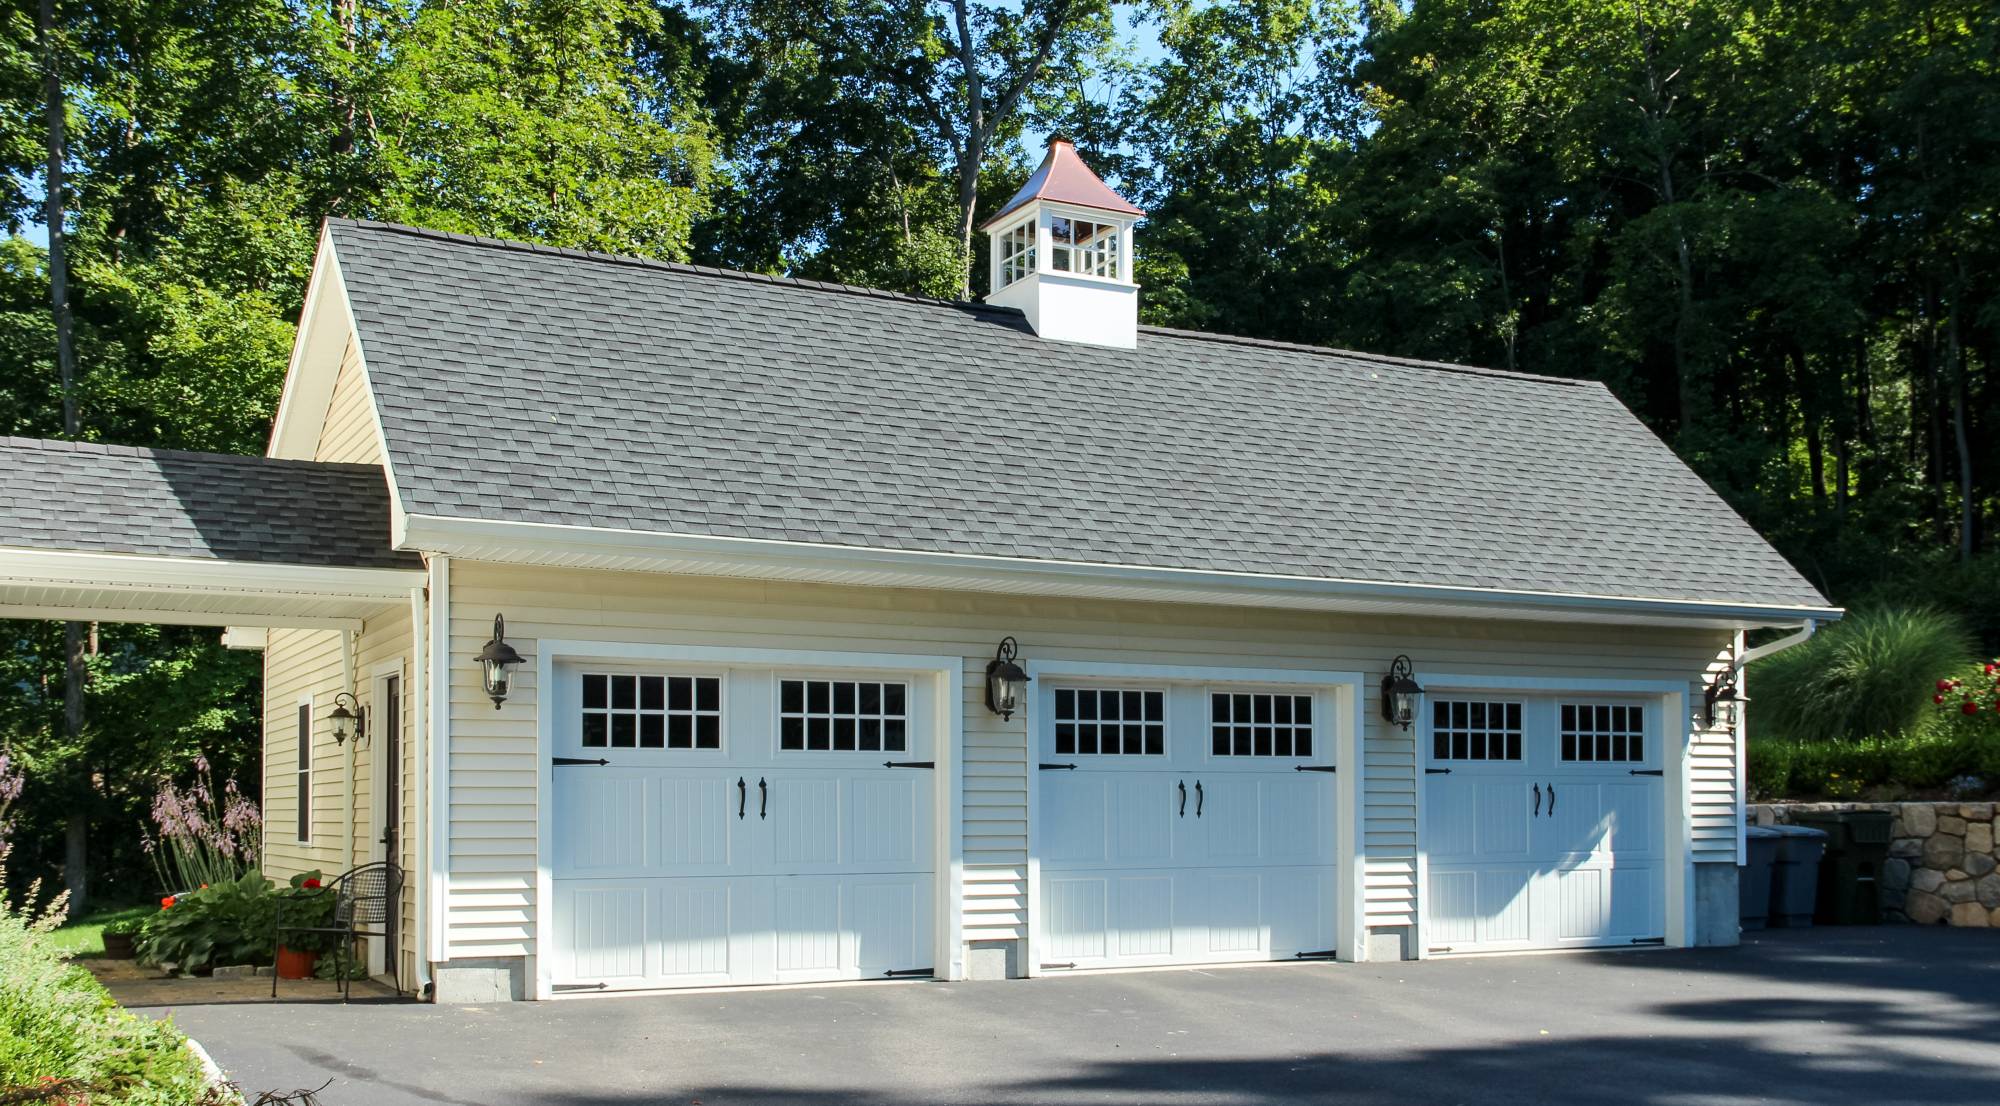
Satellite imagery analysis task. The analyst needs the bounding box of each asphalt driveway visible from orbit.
[143,927,1998,1105]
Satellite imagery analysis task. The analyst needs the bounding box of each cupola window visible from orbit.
[1051,217,1120,279]
[999,220,1037,288]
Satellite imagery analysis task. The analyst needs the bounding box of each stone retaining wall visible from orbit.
[1750,802,2000,927]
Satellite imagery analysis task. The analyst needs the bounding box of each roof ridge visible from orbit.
[0,435,387,473]
[330,220,1597,388]
[326,218,1028,320]
[1136,325,1590,386]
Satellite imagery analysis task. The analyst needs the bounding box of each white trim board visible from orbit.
[367,654,407,980]
[398,513,1840,631]
[1022,660,1368,974]
[529,639,966,1000]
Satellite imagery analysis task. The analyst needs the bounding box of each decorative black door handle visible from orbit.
[1178,781,1187,817]
[1195,780,1204,818]
[737,777,746,820]
[1533,783,1541,817]
[1547,782,1555,816]
[759,777,768,820]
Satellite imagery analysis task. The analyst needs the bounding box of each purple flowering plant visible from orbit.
[143,755,262,893]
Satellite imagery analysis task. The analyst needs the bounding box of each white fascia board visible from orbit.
[0,548,426,600]
[268,226,348,460]
[398,513,1844,630]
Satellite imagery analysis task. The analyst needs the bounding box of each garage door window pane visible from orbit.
[780,679,908,752]
[1560,702,1644,762]
[580,672,722,751]
[1210,692,1314,757]
[1055,689,1165,755]
[1431,699,1522,761]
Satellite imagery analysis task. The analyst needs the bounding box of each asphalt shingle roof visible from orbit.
[329,220,1830,609]
[0,437,418,570]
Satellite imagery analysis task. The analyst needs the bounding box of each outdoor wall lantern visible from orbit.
[985,637,1031,721]
[1380,655,1424,731]
[329,691,363,746]
[476,614,526,709]
[1704,666,1743,728]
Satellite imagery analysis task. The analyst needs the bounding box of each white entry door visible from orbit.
[551,665,936,991]
[1038,682,1338,970]
[1423,697,1665,954]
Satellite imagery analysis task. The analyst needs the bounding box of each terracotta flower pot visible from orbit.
[276,947,320,980]
[101,932,137,960]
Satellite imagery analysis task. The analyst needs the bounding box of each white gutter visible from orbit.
[399,514,1844,630]
[1739,619,1820,666]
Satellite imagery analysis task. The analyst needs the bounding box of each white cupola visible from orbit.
[982,139,1144,349]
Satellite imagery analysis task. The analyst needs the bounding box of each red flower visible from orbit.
[160,896,175,909]
[199,883,208,890]
[1937,679,1953,691]
[1935,694,1947,704]
[1963,701,1980,715]
[302,878,322,890]
[1986,663,1996,675]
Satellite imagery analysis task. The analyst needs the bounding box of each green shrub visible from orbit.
[136,870,333,973]
[1747,727,2000,800]
[1751,607,1974,744]
[0,881,217,1104]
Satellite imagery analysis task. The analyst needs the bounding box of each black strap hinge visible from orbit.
[1293,949,1339,960]
[1040,962,1077,970]
[1629,769,1664,776]
[883,761,935,769]
[1294,765,1337,773]
[1631,937,1666,946]
[1428,946,1454,954]
[553,757,610,767]
[883,967,935,978]
[1038,763,1078,771]
[552,982,608,991]
[1425,767,1452,775]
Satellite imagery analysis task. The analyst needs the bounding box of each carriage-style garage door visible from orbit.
[1037,682,1338,970]
[550,665,935,991]
[1423,696,1665,954]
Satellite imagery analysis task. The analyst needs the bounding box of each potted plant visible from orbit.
[101,917,141,960]
[272,872,335,979]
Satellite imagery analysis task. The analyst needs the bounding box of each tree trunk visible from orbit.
[1948,301,1975,560]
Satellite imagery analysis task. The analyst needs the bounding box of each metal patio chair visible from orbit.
[271,861,403,1002]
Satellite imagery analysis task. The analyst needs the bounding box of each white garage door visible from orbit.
[551,666,935,991]
[1038,682,1338,970]
[1423,697,1665,954]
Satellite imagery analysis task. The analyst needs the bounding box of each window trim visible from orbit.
[295,695,313,845]
[1206,688,1318,759]
[1050,685,1168,757]
[776,675,911,754]
[577,670,725,752]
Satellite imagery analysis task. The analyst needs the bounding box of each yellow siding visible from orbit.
[260,603,419,987]
[313,337,384,465]
[442,560,1736,960]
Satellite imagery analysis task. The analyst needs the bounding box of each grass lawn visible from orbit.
[46,903,155,959]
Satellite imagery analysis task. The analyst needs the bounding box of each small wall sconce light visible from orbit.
[329,691,364,746]
[476,614,526,709]
[1381,655,1424,731]
[1705,666,1743,728]
[985,636,1031,720]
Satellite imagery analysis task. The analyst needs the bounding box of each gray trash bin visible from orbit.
[1768,824,1828,927]
[1740,826,1781,930]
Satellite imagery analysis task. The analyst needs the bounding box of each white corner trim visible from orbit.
[426,556,451,966]
[397,513,1842,630]
[529,639,966,1000]
[407,584,431,997]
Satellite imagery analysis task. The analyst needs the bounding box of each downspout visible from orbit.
[409,583,430,998]
[1733,619,1819,864]
[342,629,357,871]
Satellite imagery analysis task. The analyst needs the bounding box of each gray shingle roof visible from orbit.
[0,437,418,570]
[329,220,1830,609]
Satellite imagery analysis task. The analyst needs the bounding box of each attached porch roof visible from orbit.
[0,438,424,630]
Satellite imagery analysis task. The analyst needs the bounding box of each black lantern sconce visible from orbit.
[1380,655,1424,731]
[476,614,526,709]
[1704,666,1743,728]
[329,691,364,746]
[985,637,1031,720]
